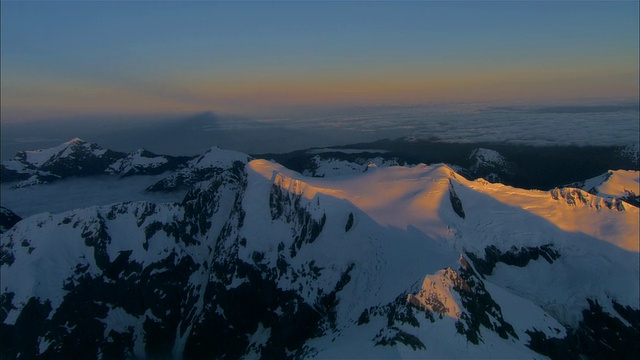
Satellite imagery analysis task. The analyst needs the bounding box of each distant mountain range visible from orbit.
[259,137,639,190]
[3,137,637,192]
[1,138,191,188]
[1,138,638,359]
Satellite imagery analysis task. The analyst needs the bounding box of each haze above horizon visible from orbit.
[2,1,638,123]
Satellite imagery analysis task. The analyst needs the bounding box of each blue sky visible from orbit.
[2,1,638,121]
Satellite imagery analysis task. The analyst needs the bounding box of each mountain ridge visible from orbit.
[1,138,192,188]
[1,139,638,359]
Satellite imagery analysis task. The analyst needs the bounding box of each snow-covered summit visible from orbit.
[191,146,251,169]
[469,148,507,168]
[573,169,640,207]
[146,146,251,192]
[19,138,103,167]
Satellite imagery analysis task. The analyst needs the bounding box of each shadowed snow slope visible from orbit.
[2,149,638,359]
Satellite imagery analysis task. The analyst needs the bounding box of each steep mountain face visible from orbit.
[1,148,638,359]
[0,139,190,188]
[145,146,251,192]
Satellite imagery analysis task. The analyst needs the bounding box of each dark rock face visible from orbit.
[0,297,52,359]
[360,291,430,350]
[0,207,22,234]
[453,259,518,344]
[620,190,640,207]
[465,244,561,278]
[550,187,626,211]
[345,212,354,232]
[269,178,327,258]
[448,180,465,219]
[526,299,640,360]
[185,259,327,359]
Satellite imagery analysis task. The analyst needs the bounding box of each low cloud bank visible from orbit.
[2,103,638,160]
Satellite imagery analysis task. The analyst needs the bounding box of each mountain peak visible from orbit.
[20,138,103,167]
[193,146,251,169]
[63,137,86,145]
[469,148,506,167]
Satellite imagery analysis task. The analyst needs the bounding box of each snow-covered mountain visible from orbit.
[1,145,638,359]
[268,146,515,184]
[145,146,252,192]
[0,138,191,188]
[262,138,640,190]
[569,169,640,207]
[301,153,404,178]
[466,147,513,183]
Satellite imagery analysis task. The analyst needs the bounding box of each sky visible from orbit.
[1,0,638,123]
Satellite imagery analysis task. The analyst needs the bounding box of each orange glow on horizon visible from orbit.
[2,61,637,122]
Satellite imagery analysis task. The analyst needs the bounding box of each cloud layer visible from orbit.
[2,104,638,161]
